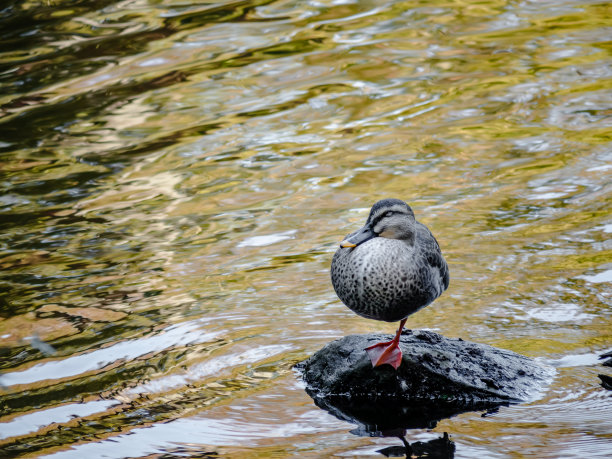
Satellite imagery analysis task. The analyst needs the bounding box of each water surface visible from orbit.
[1,0,611,457]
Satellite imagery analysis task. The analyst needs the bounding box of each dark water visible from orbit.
[1,0,611,457]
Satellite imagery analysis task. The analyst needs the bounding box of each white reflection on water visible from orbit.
[0,400,120,440]
[0,322,220,387]
[0,344,293,442]
[123,344,292,396]
[547,352,603,368]
[578,269,612,284]
[237,230,297,247]
[40,409,345,459]
[519,303,594,323]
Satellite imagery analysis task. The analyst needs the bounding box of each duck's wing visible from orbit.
[416,221,450,291]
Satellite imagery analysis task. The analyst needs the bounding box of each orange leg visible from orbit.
[364,318,407,369]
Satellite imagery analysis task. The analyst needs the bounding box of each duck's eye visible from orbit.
[385,211,394,217]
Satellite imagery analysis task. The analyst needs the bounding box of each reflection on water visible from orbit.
[377,433,454,459]
[1,0,611,457]
[307,391,507,433]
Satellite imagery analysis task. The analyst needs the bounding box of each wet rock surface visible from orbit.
[299,330,554,402]
[297,330,554,433]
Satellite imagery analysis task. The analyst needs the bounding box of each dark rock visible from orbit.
[599,349,612,367]
[599,349,612,360]
[296,330,554,433]
[598,350,612,391]
[299,331,554,403]
[599,374,612,391]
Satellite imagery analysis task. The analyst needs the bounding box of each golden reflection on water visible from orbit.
[0,0,611,457]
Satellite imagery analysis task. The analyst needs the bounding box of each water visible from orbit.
[1,0,611,457]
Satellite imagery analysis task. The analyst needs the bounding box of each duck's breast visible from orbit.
[332,237,439,322]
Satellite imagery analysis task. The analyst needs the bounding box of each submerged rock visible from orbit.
[297,330,554,433]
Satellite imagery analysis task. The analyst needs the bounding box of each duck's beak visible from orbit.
[340,225,376,248]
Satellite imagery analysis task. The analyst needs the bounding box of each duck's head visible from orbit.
[340,198,416,248]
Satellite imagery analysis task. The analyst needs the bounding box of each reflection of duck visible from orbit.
[378,432,454,459]
[308,390,504,434]
[599,349,612,390]
[331,199,449,368]
[307,391,466,458]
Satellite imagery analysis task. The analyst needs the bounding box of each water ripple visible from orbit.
[1,0,611,457]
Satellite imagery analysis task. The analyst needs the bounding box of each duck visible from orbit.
[331,198,449,369]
